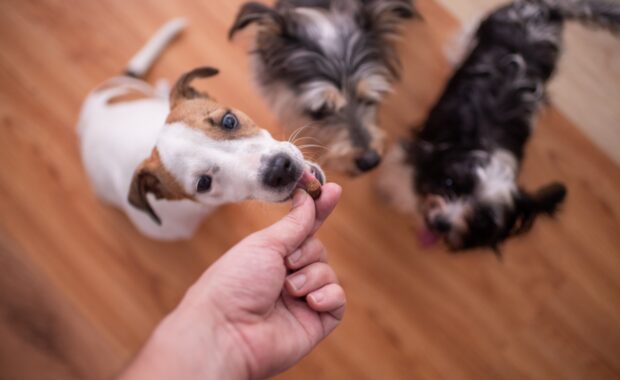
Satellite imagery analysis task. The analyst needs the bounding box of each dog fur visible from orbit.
[78,20,324,241]
[380,0,620,252]
[229,0,416,175]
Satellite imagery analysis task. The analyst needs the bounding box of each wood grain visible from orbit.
[0,1,619,379]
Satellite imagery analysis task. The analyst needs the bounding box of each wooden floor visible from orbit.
[1,1,619,379]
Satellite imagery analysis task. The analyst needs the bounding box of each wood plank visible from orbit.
[0,0,619,379]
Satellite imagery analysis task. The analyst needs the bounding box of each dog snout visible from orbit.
[263,153,299,189]
[355,150,382,172]
[431,216,452,234]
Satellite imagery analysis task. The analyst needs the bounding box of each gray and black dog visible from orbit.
[380,0,620,252]
[229,0,416,175]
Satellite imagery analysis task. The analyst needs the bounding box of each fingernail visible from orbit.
[288,274,306,291]
[310,291,324,304]
[292,189,308,207]
[287,249,302,265]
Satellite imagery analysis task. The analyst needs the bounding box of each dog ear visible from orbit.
[530,182,568,214]
[362,0,417,32]
[128,149,191,225]
[512,182,567,235]
[228,2,284,39]
[170,67,219,109]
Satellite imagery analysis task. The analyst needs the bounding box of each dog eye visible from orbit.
[307,105,330,121]
[360,98,378,106]
[196,175,212,193]
[221,112,238,130]
[443,178,454,188]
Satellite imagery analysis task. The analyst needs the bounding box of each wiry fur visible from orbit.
[383,0,619,252]
[230,0,416,175]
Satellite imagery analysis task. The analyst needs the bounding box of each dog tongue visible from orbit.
[296,170,322,200]
[419,228,439,248]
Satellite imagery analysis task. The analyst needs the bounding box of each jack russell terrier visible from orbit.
[78,19,325,241]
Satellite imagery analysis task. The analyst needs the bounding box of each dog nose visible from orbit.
[432,217,452,234]
[263,154,298,188]
[355,150,382,172]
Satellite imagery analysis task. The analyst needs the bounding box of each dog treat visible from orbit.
[305,177,322,200]
[298,171,322,200]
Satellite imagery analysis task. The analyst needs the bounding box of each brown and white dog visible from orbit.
[78,19,325,240]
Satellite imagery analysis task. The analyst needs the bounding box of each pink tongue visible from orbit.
[296,170,317,189]
[419,228,439,248]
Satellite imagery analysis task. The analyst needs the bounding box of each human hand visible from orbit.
[120,184,344,380]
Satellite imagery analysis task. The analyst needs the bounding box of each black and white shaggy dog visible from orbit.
[380,0,620,252]
[229,0,416,175]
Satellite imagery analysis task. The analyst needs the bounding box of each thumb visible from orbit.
[252,190,316,256]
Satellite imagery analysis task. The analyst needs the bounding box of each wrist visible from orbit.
[120,299,250,380]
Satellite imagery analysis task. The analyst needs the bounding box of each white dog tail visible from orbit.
[124,18,187,78]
